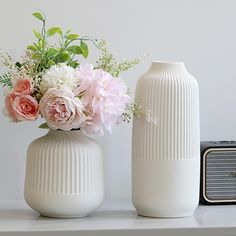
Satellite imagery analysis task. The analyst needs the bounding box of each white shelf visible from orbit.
[0,200,236,236]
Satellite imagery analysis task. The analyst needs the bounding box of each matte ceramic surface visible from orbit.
[24,129,104,218]
[132,61,200,218]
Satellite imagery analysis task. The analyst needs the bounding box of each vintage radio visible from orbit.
[200,141,236,204]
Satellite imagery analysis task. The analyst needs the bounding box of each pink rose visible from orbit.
[5,93,17,122]
[39,88,86,130]
[5,93,39,121]
[13,78,33,95]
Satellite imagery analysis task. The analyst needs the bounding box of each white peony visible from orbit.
[39,63,79,95]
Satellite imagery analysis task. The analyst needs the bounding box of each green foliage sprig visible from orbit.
[0,12,98,90]
[97,39,145,77]
[0,51,16,89]
[0,73,13,88]
[26,12,95,73]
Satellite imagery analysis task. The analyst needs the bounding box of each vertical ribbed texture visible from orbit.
[132,62,200,161]
[25,130,103,195]
[132,62,200,217]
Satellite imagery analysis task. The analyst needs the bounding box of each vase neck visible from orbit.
[47,129,84,138]
[149,61,186,73]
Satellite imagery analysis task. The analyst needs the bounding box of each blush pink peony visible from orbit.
[74,64,131,135]
[13,78,33,95]
[5,93,39,121]
[39,88,86,130]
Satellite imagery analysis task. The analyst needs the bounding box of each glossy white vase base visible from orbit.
[25,192,104,218]
[133,159,199,218]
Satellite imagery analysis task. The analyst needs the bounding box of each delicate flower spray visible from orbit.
[0,12,150,135]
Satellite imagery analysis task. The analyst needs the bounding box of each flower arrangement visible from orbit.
[0,12,147,135]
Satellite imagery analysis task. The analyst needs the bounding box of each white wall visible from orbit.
[1,0,236,200]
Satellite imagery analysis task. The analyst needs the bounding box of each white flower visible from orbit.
[39,63,79,95]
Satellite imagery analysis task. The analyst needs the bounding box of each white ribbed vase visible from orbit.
[24,129,104,218]
[132,61,200,218]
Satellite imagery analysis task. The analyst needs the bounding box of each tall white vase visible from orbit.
[24,129,104,218]
[132,61,200,218]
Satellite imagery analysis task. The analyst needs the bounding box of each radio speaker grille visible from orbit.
[205,150,236,201]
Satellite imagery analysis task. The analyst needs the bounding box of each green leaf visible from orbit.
[47,48,58,56]
[32,12,45,21]
[59,52,70,62]
[66,34,79,40]
[33,43,40,50]
[47,60,56,67]
[0,73,13,88]
[27,45,37,51]
[38,39,44,50]
[15,62,21,68]
[80,41,89,58]
[46,27,62,37]
[33,29,42,39]
[67,45,83,54]
[69,61,79,68]
[39,123,49,129]
[41,39,45,48]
